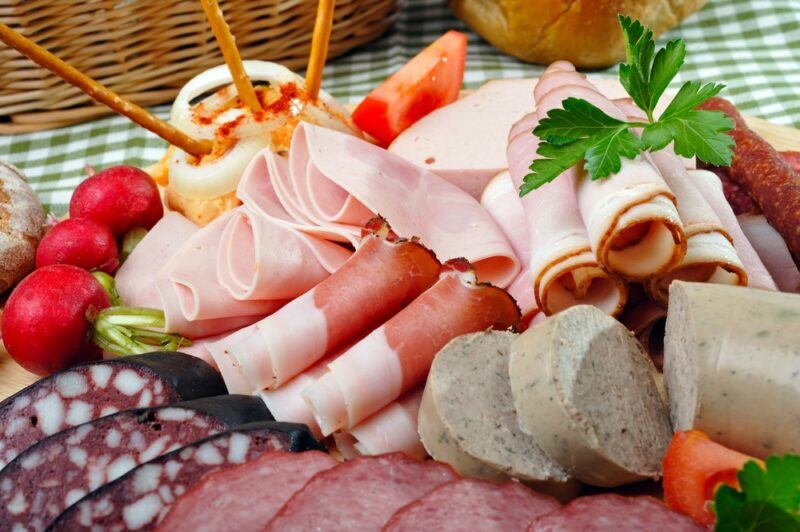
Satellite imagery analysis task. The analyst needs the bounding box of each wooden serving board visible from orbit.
[1,114,799,401]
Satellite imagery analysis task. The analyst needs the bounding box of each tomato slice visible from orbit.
[352,30,467,146]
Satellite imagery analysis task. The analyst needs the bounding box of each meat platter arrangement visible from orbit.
[0,6,799,531]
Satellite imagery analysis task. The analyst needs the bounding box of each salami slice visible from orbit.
[0,352,225,470]
[384,479,561,531]
[155,451,337,532]
[265,453,458,531]
[0,395,271,531]
[50,422,323,531]
[527,494,705,531]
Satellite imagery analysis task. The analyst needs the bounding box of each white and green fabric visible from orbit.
[1,0,798,215]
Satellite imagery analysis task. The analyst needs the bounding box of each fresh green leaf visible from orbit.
[648,39,686,112]
[534,97,629,144]
[660,80,727,120]
[642,109,734,165]
[521,137,594,194]
[714,455,800,532]
[584,127,645,179]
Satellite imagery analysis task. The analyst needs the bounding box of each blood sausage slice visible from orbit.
[265,453,458,531]
[0,352,225,469]
[156,451,336,532]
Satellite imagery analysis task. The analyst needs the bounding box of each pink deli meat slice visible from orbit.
[384,479,561,532]
[238,122,519,288]
[155,451,337,532]
[264,453,458,531]
[527,494,704,531]
[334,387,425,460]
[736,213,800,292]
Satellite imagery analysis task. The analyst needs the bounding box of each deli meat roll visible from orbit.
[0,395,272,531]
[0,352,225,470]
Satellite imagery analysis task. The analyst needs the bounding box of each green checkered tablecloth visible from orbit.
[1,0,798,215]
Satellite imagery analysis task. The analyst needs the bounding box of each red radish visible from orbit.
[69,165,163,236]
[36,218,120,273]
[1,265,111,375]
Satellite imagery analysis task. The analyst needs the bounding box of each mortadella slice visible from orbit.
[736,213,800,292]
[688,169,778,291]
[238,122,519,287]
[303,258,520,436]
[333,387,425,460]
[535,65,685,280]
[217,205,351,301]
[214,219,442,393]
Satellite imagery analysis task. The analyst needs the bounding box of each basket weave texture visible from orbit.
[0,0,396,133]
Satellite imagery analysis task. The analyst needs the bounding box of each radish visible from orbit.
[69,165,163,236]
[2,266,189,376]
[36,218,120,273]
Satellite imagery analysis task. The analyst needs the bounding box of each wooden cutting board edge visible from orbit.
[0,114,798,400]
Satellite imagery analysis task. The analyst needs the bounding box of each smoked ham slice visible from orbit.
[212,219,441,393]
[334,387,425,460]
[303,258,520,435]
[535,65,685,280]
[238,122,519,288]
[736,213,800,292]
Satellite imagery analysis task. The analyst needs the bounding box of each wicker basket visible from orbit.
[0,0,396,133]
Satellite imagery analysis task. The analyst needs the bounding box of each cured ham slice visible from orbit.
[507,87,626,317]
[480,172,538,322]
[116,212,263,338]
[535,65,685,280]
[212,219,442,393]
[238,122,519,288]
[334,387,425,460]
[217,205,351,301]
[688,170,778,291]
[737,213,800,292]
[303,259,520,435]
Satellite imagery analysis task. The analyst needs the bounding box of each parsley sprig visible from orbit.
[714,455,800,532]
[521,16,735,196]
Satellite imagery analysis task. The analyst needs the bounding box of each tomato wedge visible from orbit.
[352,30,467,147]
[662,430,757,527]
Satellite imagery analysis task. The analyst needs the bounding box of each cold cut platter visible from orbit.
[1,12,800,532]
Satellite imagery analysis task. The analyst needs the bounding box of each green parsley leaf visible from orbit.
[584,127,644,179]
[534,97,629,145]
[521,137,593,195]
[714,455,800,532]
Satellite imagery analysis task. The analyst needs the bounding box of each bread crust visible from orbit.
[450,0,708,68]
[0,161,45,294]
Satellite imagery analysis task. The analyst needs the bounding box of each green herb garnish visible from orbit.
[714,455,800,532]
[520,15,735,196]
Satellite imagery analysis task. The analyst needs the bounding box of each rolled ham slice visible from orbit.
[303,259,520,435]
[213,219,442,393]
[737,213,800,292]
[535,65,685,280]
[507,93,626,317]
[334,387,425,460]
[217,205,351,301]
[238,122,520,288]
[480,172,538,322]
[687,169,779,292]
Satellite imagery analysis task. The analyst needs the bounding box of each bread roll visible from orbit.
[0,161,45,294]
[450,0,708,68]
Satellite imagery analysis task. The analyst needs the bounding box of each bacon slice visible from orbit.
[737,213,800,293]
[507,69,626,317]
[217,205,351,301]
[688,169,778,291]
[237,122,519,287]
[535,65,685,280]
[303,259,520,435]
[211,220,442,393]
[334,387,425,460]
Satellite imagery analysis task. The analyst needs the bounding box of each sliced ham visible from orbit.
[737,213,800,292]
[303,259,520,436]
[480,171,538,322]
[211,220,442,393]
[217,205,351,300]
[687,169,779,291]
[155,451,337,532]
[238,122,519,288]
[534,65,685,280]
[507,79,626,317]
[334,387,425,460]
